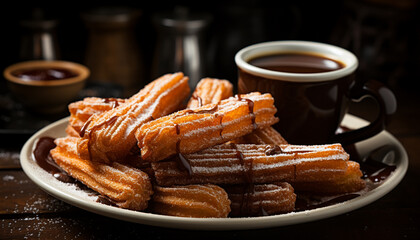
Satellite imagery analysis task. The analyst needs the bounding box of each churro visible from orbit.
[186,78,233,109]
[150,143,362,194]
[50,137,153,211]
[292,161,365,194]
[185,78,287,146]
[68,97,125,136]
[151,184,231,218]
[77,72,190,163]
[232,127,288,145]
[136,92,279,162]
[224,182,296,217]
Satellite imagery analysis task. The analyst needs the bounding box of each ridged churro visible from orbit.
[186,78,233,109]
[151,143,363,194]
[151,184,231,218]
[292,161,365,194]
[185,78,287,146]
[232,127,288,145]
[77,72,190,163]
[68,97,126,136]
[136,92,279,162]
[224,182,296,217]
[50,137,153,211]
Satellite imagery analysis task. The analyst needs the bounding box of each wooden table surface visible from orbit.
[1,85,419,240]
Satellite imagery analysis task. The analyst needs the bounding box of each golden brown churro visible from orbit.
[77,72,190,163]
[50,137,153,211]
[136,92,279,162]
[150,143,364,194]
[68,97,126,135]
[292,161,365,194]
[186,78,233,109]
[232,127,288,145]
[224,182,296,217]
[185,78,287,146]
[151,184,231,218]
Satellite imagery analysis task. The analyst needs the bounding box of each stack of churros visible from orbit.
[46,73,366,218]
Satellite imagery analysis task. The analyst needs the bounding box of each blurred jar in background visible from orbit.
[82,7,144,96]
[19,8,60,61]
[152,6,211,90]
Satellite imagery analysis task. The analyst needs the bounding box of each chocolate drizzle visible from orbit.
[235,94,257,130]
[79,115,119,160]
[264,145,283,156]
[80,115,119,138]
[191,94,203,107]
[191,104,218,114]
[229,143,266,216]
[79,118,92,138]
[216,113,224,138]
[174,123,193,175]
[102,98,121,109]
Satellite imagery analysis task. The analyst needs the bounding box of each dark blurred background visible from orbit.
[1,0,419,86]
[0,0,419,130]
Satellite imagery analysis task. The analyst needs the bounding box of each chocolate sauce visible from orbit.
[79,118,93,138]
[96,195,117,206]
[360,159,396,183]
[230,143,261,216]
[191,104,218,114]
[12,67,78,81]
[103,98,121,109]
[343,139,397,183]
[295,193,360,211]
[177,153,193,176]
[176,104,218,117]
[33,137,75,183]
[191,94,203,107]
[264,145,283,156]
[79,115,119,160]
[80,115,119,138]
[235,95,257,129]
[174,123,193,175]
[33,136,119,205]
[216,113,224,138]
[230,143,253,184]
[248,52,345,74]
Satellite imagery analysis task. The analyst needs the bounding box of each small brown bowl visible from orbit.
[4,60,90,114]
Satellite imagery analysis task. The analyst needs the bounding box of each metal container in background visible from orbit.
[152,7,211,90]
[19,8,60,61]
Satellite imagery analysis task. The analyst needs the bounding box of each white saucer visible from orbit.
[20,114,408,230]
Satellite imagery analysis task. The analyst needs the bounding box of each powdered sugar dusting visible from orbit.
[27,158,98,203]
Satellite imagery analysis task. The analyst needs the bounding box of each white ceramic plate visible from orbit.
[20,114,408,230]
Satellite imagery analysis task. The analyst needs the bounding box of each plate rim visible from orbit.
[20,114,409,230]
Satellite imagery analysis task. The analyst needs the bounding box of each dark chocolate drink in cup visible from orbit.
[248,52,345,74]
[235,41,396,145]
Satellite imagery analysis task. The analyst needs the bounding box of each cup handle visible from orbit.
[332,80,397,145]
